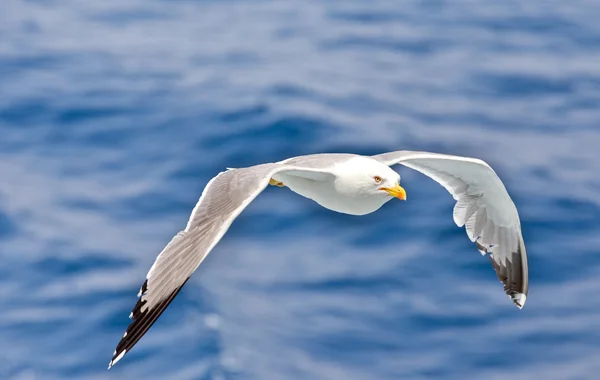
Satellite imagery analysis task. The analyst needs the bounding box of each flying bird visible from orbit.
[108,151,529,368]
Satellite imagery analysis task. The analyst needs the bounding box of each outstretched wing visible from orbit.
[109,163,335,368]
[373,150,528,309]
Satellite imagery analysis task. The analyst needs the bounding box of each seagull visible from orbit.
[108,151,529,368]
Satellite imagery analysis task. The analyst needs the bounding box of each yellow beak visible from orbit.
[380,183,407,200]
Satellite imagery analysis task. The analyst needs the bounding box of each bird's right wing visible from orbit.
[109,163,335,368]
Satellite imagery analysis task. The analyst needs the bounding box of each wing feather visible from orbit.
[373,150,528,309]
[109,162,337,368]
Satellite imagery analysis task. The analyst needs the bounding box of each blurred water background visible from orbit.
[1,1,600,379]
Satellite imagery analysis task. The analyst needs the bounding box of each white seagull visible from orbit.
[108,151,529,368]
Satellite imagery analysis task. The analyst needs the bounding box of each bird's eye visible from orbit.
[373,175,382,183]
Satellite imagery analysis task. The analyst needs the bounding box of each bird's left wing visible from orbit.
[109,163,335,368]
[372,150,528,309]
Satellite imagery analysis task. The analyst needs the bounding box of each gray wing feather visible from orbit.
[145,158,340,312]
[279,153,358,168]
[373,150,528,309]
[109,160,338,368]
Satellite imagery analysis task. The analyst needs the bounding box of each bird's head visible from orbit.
[334,157,406,200]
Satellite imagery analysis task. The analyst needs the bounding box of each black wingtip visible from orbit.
[488,248,528,310]
[108,278,189,369]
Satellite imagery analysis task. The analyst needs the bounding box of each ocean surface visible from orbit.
[1,1,600,379]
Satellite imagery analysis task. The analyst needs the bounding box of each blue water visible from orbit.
[1,1,600,379]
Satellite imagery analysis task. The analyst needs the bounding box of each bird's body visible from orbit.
[108,150,529,369]
[273,155,399,215]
